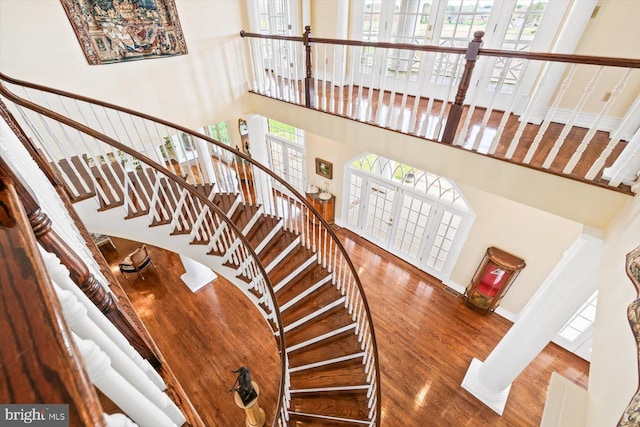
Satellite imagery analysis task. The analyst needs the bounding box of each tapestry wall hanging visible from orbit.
[60,0,188,65]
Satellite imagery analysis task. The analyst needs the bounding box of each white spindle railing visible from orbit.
[39,246,165,390]
[75,335,178,427]
[39,247,181,425]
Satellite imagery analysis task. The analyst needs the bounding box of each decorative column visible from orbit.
[234,381,266,427]
[462,233,602,415]
[179,254,217,292]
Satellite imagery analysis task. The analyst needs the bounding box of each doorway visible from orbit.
[345,153,474,280]
[351,0,571,108]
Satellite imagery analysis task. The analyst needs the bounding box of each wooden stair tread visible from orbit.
[290,359,368,389]
[146,174,173,225]
[276,262,332,308]
[91,161,125,209]
[194,183,214,197]
[245,214,280,248]
[281,282,342,326]
[267,243,314,286]
[287,328,363,369]
[230,203,260,231]
[212,192,238,214]
[285,307,356,349]
[288,416,368,426]
[258,228,300,267]
[55,157,94,200]
[289,391,370,422]
[125,169,153,217]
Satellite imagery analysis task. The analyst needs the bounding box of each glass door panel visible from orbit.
[363,179,398,246]
[267,136,306,194]
[422,209,461,274]
[347,173,365,227]
[389,192,434,264]
[285,146,305,193]
[352,0,565,104]
[267,138,286,179]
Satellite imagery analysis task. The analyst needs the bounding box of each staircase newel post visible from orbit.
[442,31,484,144]
[303,25,314,108]
[0,158,161,367]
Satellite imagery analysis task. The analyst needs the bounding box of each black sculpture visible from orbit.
[229,366,258,405]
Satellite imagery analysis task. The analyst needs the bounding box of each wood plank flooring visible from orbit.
[100,237,281,427]
[101,228,588,426]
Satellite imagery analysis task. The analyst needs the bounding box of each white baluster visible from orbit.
[564,68,633,175]
[330,44,337,113]
[375,48,388,126]
[586,95,640,180]
[38,247,166,390]
[53,284,185,425]
[521,64,577,164]
[104,413,138,427]
[542,66,603,169]
[74,336,177,427]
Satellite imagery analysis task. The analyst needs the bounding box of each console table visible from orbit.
[305,191,335,225]
[90,233,116,252]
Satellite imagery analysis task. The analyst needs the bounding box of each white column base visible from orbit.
[461,358,512,415]
[179,255,217,293]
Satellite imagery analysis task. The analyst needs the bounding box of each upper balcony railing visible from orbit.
[241,27,640,194]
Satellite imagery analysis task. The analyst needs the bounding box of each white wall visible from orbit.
[587,193,640,426]
[0,0,251,129]
[453,184,583,314]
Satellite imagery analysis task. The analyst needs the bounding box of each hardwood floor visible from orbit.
[339,230,588,426]
[102,229,588,426]
[101,237,281,427]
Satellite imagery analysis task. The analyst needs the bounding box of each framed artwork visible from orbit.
[315,158,333,180]
[60,0,188,65]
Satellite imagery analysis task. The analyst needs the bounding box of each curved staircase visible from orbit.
[0,74,380,426]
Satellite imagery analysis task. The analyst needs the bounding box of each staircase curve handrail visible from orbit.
[0,78,288,427]
[1,72,383,424]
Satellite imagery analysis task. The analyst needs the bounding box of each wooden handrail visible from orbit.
[241,29,467,55]
[0,176,105,425]
[0,71,383,424]
[240,29,303,43]
[240,30,640,69]
[0,79,288,427]
[477,48,640,69]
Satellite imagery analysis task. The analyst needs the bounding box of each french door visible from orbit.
[388,191,435,265]
[348,170,468,278]
[353,0,568,107]
[363,179,399,247]
[266,135,306,194]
